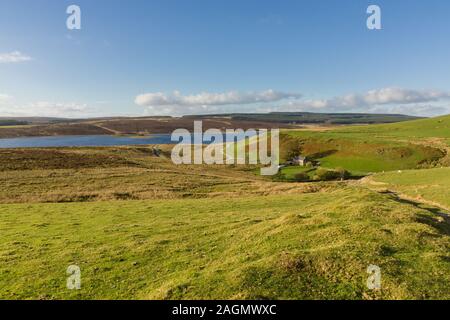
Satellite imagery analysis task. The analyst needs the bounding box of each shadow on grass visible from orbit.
[379,190,450,236]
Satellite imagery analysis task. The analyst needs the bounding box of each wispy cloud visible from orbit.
[135,89,302,115]
[0,94,12,103]
[0,101,95,118]
[285,88,450,110]
[134,87,450,116]
[367,104,449,116]
[280,88,450,116]
[0,51,32,63]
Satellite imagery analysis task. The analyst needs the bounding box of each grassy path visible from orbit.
[90,122,123,135]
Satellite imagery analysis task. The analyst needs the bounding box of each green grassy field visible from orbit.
[338,114,450,139]
[279,166,316,180]
[365,168,450,210]
[1,187,449,300]
[284,115,450,174]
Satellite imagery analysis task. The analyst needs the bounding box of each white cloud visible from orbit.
[0,51,32,63]
[0,94,12,103]
[286,88,449,110]
[367,104,450,117]
[135,89,302,115]
[280,88,450,116]
[362,88,448,105]
[0,101,95,118]
[135,87,450,116]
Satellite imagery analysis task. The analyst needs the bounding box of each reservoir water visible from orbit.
[0,134,178,148]
[0,133,253,148]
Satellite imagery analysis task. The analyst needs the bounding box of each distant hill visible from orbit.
[0,112,421,126]
[183,112,421,124]
[0,112,432,138]
[0,120,29,126]
[0,117,66,124]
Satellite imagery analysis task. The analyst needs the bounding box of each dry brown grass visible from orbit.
[0,146,327,204]
[0,123,110,138]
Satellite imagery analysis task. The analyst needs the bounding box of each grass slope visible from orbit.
[337,114,450,139]
[366,168,450,209]
[1,187,449,300]
[284,115,450,174]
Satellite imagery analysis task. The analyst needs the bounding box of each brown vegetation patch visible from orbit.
[0,148,139,171]
[0,123,110,138]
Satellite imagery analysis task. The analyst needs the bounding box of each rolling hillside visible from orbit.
[184,112,420,124]
[283,115,450,175]
[337,114,450,139]
[0,115,449,300]
[1,187,449,299]
[0,112,423,138]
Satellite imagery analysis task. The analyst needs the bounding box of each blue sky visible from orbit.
[1,0,450,117]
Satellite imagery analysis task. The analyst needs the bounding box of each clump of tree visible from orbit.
[335,167,351,180]
[293,172,310,182]
[314,167,351,181]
